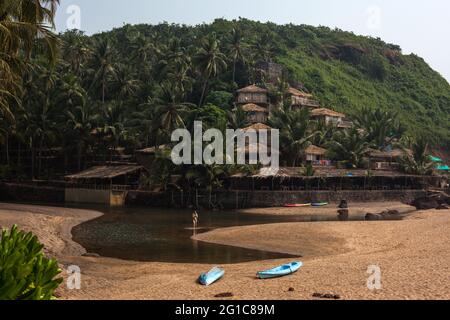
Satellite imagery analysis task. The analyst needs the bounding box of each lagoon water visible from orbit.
[71,205,399,264]
[71,206,311,263]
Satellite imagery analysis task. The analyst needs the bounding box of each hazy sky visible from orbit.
[55,0,450,82]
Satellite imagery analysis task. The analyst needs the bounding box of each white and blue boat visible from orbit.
[257,261,303,279]
[198,267,225,285]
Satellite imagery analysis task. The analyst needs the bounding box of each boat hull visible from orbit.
[311,202,328,207]
[199,267,225,286]
[284,203,311,208]
[257,261,303,279]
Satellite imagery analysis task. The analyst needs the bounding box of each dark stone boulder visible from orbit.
[337,209,349,221]
[338,200,348,209]
[436,203,449,210]
[412,197,439,210]
[214,292,233,298]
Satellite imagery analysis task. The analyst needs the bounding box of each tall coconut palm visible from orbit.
[0,0,60,120]
[61,30,91,77]
[185,164,226,208]
[398,136,434,175]
[194,34,227,106]
[227,106,248,129]
[156,81,194,133]
[66,103,96,170]
[353,107,405,150]
[112,65,141,101]
[89,38,117,104]
[269,107,317,166]
[327,127,370,169]
[228,28,246,84]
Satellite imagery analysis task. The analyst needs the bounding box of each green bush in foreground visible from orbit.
[0,225,63,300]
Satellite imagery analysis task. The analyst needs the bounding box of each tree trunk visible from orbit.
[5,133,9,165]
[77,142,82,171]
[232,58,237,84]
[102,81,105,105]
[31,144,35,180]
[38,138,43,178]
[17,141,21,167]
[199,77,209,107]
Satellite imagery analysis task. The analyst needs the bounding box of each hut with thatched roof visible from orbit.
[239,103,269,123]
[311,108,346,125]
[288,87,320,110]
[65,165,143,206]
[242,123,272,132]
[305,145,328,164]
[236,85,269,106]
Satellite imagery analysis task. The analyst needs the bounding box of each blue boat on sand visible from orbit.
[198,267,225,285]
[257,261,303,279]
[311,202,328,207]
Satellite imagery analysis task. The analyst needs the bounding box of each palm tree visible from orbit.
[398,136,434,175]
[89,38,117,104]
[95,102,127,162]
[186,164,226,208]
[269,107,317,166]
[327,127,370,169]
[0,0,60,121]
[227,106,248,129]
[55,74,86,110]
[228,28,246,84]
[66,103,96,170]
[21,62,60,177]
[312,118,338,148]
[194,34,227,106]
[156,82,194,133]
[61,30,91,77]
[353,107,405,150]
[113,65,141,100]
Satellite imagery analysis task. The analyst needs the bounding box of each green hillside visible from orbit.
[92,19,449,147]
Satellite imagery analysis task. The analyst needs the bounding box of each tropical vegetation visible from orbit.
[0,5,448,183]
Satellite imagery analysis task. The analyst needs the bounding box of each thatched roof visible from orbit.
[242,123,272,131]
[237,84,268,93]
[311,108,345,118]
[236,143,279,155]
[232,167,431,179]
[136,145,169,154]
[305,145,327,155]
[368,148,410,159]
[240,103,269,113]
[288,87,313,98]
[66,165,142,180]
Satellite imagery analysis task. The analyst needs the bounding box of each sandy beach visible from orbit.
[0,202,449,300]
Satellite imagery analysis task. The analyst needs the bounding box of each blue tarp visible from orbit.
[436,165,449,171]
[429,155,443,162]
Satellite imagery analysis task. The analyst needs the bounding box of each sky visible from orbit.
[55,0,450,82]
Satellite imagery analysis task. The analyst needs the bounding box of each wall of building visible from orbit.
[65,188,111,205]
[125,189,426,209]
[0,182,65,203]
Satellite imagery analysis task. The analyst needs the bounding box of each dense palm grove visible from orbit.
[0,1,447,185]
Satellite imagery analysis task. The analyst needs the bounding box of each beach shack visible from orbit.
[236,85,269,106]
[65,165,142,206]
[305,145,329,165]
[310,108,346,126]
[135,145,169,171]
[240,103,269,123]
[288,87,320,110]
[367,149,409,171]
